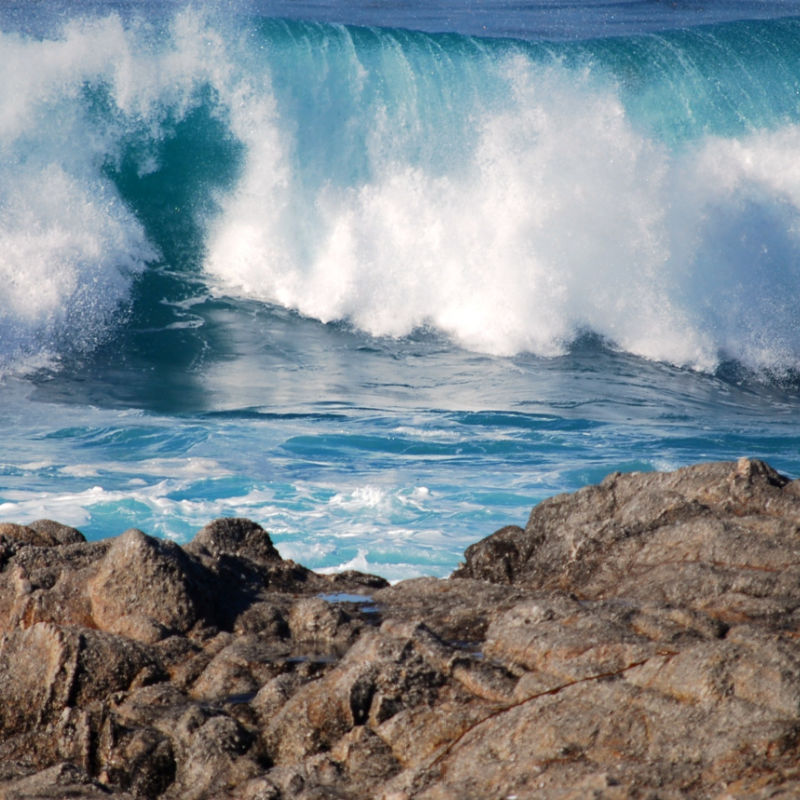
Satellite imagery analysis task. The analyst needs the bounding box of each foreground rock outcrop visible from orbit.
[2,458,800,798]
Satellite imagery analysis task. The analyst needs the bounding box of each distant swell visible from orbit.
[4,10,800,375]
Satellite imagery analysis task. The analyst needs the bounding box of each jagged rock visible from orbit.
[0,624,161,735]
[233,601,289,637]
[96,715,176,797]
[374,576,529,642]
[189,635,288,702]
[0,462,799,798]
[27,520,86,545]
[453,457,800,623]
[0,523,63,548]
[288,596,358,647]
[164,714,262,800]
[0,540,110,635]
[0,762,134,799]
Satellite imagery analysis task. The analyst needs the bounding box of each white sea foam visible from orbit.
[204,38,800,374]
[58,457,230,479]
[329,486,387,510]
[315,549,432,584]
[0,10,230,373]
[5,8,800,375]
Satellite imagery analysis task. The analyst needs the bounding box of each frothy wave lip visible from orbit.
[4,10,800,377]
[200,19,800,375]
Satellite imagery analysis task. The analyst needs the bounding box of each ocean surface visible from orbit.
[3,0,800,581]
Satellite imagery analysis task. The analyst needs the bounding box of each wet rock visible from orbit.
[0,461,800,797]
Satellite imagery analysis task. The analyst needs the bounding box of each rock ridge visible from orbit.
[0,460,800,797]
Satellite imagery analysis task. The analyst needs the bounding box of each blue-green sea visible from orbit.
[3,0,800,580]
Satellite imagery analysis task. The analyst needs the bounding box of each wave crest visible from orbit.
[5,10,800,376]
[205,23,800,373]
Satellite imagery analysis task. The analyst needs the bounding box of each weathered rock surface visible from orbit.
[1,458,800,798]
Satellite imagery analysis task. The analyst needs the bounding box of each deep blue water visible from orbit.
[2,0,800,580]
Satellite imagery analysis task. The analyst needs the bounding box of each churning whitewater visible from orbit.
[2,2,800,579]
[4,9,800,373]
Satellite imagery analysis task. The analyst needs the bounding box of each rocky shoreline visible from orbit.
[1,458,800,798]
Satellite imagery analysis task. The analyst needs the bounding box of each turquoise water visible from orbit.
[2,3,800,580]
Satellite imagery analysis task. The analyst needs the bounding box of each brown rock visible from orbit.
[164,714,261,800]
[27,520,86,545]
[0,523,62,548]
[373,576,528,643]
[97,715,175,797]
[288,596,357,647]
[0,462,799,798]
[0,624,158,736]
[190,635,288,702]
[0,762,134,799]
[453,458,800,625]
[187,518,281,565]
[88,528,202,640]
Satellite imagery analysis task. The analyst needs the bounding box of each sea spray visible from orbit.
[0,10,228,373]
[200,17,800,372]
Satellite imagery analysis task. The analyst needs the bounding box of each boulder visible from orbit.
[453,458,800,625]
[27,520,86,545]
[186,518,281,566]
[88,529,204,640]
[0,523,63,548]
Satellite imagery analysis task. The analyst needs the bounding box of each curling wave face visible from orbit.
[3,9,800,375]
